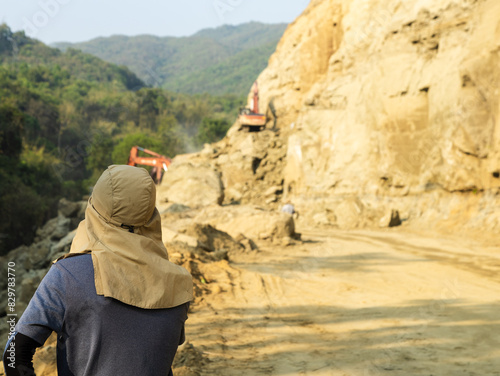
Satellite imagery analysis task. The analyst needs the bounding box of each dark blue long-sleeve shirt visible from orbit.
[3,254,188,376]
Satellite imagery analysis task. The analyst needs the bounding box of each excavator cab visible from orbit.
[127,146,171,184]
[238,81,267,132]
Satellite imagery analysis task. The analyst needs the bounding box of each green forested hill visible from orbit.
[53,22,287,95]
[0,24,242,254]
[1,27,144,90]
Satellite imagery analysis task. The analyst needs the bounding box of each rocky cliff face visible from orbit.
[207,0,499,232]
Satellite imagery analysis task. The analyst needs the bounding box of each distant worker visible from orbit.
[3,165,193,376]
[281,202,299,219]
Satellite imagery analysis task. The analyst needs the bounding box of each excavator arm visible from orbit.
[128,146,171,183]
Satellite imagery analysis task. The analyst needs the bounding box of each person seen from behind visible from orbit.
[3,165,193,376]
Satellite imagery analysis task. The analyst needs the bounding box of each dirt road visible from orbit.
[186,228,500,375]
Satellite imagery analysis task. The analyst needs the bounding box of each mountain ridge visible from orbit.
[53,22,288,96]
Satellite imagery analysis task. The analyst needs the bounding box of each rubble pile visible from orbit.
[0,195,293,374]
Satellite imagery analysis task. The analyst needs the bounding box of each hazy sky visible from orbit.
[0,0,310,44]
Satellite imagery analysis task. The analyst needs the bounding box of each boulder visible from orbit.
[50,230,77,260]
[172,342,208,376]
[18,269,47,303]
[32,333,57,376]
[159,162,224,208]
[334,199,364,229]
[0,246,29,289]
[234,234,259,252]
[35,215,72,242]
[35,217,59,241]
[51,216,71,240]
[179,223,244,253]
[58,198,80,218]
[162,227,199,249]
[26,239,52,270]
[379,210,403,228]
[211,129,287,206]
[264,185,283,197]
[163,223,246,262]
[194,205,295,241]
[163,203,191,214]
[313,212,331,226]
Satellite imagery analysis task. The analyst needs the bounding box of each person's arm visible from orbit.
[3,332,42,376]
[3,263,67,376]
[15,263,66,344]
[179,324,186,345]
[179,302,190,345]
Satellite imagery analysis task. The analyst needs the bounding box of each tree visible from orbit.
[0,105,24,159]
[86,132,114,181]
[196,117,230,146]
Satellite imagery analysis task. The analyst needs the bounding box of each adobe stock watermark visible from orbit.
[144,66,162,88]
[0,28,20,60]
[212,0,244,20]
[22,0,73,38]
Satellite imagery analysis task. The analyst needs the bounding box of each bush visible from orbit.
[0,105,24,159]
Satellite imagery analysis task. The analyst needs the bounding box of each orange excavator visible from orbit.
[238,81,267,131]
[127,146,171,183]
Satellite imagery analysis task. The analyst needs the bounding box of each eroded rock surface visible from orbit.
[158,162,224,208]
[172,0,500,234]
[256,0,500,232]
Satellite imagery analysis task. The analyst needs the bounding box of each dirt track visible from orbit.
[187,228,500,375]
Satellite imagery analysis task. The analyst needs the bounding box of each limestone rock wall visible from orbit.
[153,0,499,233]
[242,0,500,232]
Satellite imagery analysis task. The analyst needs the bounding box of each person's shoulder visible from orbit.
[54,253,92,273]
[49,253,94,288]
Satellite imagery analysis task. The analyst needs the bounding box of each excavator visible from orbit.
[238,81,267,131]
[127,146,171,183]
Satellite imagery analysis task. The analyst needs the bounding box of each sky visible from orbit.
[0,0,310,44]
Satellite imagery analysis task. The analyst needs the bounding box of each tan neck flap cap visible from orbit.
[68,165,193,309]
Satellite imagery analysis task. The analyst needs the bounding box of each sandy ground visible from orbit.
[2,227,499,376]
[188,227,500,376]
